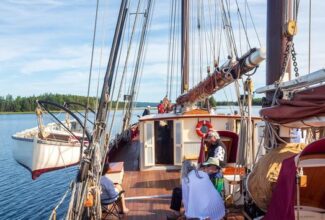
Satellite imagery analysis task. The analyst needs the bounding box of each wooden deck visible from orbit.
[104,140,246,219]
[103,170,180,220]
[124,197,174,220]
[122,170,180,197]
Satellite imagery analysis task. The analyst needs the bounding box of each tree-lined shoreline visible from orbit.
[0,93,262,113]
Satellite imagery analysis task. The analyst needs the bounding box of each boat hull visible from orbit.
[12,131,82,180]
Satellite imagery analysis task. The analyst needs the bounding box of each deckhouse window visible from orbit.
[146,123,153,145]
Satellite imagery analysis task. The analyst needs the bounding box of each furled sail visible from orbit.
[176,48,265,105]
[260,84,325,124]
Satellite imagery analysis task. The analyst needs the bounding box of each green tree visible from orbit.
[209,96,217,107]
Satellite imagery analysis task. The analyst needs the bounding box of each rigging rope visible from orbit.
[238,8,242,55]
[168,0,178,99]
[216,1,222,66]
[190,0,195,88]
[206,0,215,63]
[245,0,261,47]
[80,0,100,164]
[107,0,142,140]
[50,183,72,220]
[220,1,234,59]
[308,0,311,74]
[201,2,210,69]
[166,0,173,97]
[94,0,110,118]
[66,1,131,219]
[106,4,129,127]
[123,0,155,130]
[212,0,218,61]
[175,8,180,100]
[222,87,234,113]
[197,0,203,80]
[225,0,238,58]
[133,1,156,107]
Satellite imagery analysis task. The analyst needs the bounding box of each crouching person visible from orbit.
[169,160,225,220]
[181,160,225,219]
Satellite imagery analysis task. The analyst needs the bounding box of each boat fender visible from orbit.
[196,120,213,138]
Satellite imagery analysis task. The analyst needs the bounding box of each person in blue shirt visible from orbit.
[100,165,129,214]
[142,106,151,116]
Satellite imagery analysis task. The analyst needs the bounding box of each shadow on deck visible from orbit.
[122,170,180,197]
[103,170,180,219]
[125,198,174,220]
[131,178,179,190]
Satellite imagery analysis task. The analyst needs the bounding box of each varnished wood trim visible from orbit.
[139,114,261,122]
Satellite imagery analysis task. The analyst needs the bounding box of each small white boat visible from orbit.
[12,121,88,179]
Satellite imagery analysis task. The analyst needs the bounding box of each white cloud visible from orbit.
[21,58,83,75]
[19,44,95,75]
[0,0,325,103]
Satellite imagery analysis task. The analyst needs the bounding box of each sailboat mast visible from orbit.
[265,0,292,104]
[122,0,153,131]
[95,0,128,140]
[181,0,189,94]
[66,2,129,219]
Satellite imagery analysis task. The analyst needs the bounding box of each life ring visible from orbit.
[196,120,213,137]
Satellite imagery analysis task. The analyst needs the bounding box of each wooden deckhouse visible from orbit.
[138,110,261,171]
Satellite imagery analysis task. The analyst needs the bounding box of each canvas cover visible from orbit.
[264,138,325,220]
[260,85,325,124]
[247,143,305,211]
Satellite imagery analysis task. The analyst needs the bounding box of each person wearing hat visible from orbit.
[202,157,221,173]
[202,157,224,195]
[205,130,227,168]
[168,160,225,220]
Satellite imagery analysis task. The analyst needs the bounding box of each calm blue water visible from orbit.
[0,110,143,220]
[0,113,76,219]
[0,106,260,219]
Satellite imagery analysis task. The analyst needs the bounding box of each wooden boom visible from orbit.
[176,48,266,105]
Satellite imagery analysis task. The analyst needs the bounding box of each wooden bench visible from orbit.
[223,166,246,176]
[105,162,124,184]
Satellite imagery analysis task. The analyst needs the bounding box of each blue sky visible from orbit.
[0,0,324,102]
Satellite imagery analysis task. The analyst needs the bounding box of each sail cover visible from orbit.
[264,138,325,220]
[260,85,325,124]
